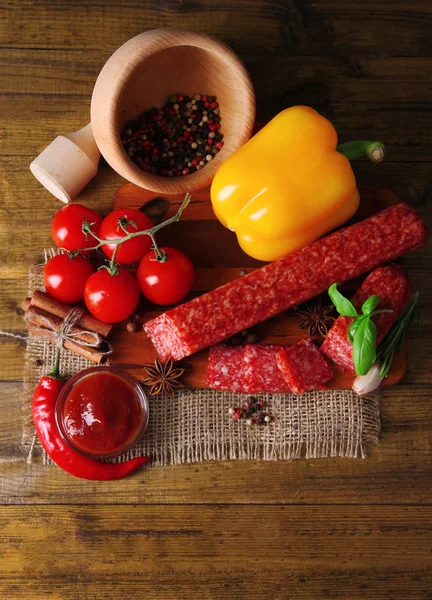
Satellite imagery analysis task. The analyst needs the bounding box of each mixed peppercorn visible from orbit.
[228,398,275,426]
[121,93,224,176]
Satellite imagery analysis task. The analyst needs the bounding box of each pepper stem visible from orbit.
[48,347,62,380]
[337,141,385,163]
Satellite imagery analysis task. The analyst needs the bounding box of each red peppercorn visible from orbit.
[122,94,223,177]
[216,141,224,149]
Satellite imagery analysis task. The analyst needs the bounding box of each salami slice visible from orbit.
[277,339,333,395]
[243,345,291,394]
[144,203,426,361]
[320,264,412,373]
[206,344,246,392]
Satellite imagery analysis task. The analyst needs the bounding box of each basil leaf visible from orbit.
[348,316,363,343]
[361,295,380,315]
[328,283,358,317]
[352,317,377,376]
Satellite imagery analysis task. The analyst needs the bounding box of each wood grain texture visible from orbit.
[1,0,431,597]
[1,505,431,600]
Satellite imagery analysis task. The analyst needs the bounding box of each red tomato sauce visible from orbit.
[62,372,143,456]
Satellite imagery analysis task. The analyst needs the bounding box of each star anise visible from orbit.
[296,298,335,337]
[142,357,185,396]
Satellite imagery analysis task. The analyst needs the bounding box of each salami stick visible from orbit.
[144,203,427,361]
[320,265,412,373]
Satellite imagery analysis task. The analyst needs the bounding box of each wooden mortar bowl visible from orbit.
[91,29,256,194]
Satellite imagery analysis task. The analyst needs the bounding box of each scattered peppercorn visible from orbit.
[126,320,138,333]
[228,398,275,426]
[121,94,224,176]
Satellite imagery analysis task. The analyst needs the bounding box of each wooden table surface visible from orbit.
[1,2,431,598]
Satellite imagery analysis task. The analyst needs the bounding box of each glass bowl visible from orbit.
[55,367,149,459]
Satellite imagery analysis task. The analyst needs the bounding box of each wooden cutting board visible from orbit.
[109,183,407,390]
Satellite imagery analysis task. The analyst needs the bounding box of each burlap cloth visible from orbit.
[22,252,381,465]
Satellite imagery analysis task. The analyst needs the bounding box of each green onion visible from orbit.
[376,291,419,379]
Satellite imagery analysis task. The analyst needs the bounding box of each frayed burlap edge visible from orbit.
[22,251,381,466]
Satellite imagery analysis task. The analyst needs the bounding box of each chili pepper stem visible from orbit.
[337,141,385,163]
[48,347,62,380]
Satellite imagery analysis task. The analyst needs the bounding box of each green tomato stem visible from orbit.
[79,193,191,267]
[337,141,385,163]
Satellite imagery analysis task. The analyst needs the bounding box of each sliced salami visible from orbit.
[244,344,291,394]
[206,344,246,392]
[277,339,333,395]
[144,203,427,361]
[321,265,412,373]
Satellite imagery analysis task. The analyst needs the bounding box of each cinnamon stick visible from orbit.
[26,326,108,365]
[22,303,103,347]
[29,290,112,337]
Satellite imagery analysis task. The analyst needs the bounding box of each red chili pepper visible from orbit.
[32,354,149,480]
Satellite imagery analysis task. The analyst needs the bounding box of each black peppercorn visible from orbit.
[121,94,224,176]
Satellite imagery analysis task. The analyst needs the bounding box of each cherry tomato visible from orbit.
[137,247,195,306]
[44,254,94,304]
[52,204,102,254]
[84,268,140,323]
[99,208,153,265]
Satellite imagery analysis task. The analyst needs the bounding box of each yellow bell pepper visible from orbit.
[210,106,385,262]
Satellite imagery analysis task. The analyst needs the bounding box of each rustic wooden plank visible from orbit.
[1,0,431,57]
[2,573,431,600]
[2,93,432,161]
[0,505,431,600]
[2,50,432,104]
[1,1,431,597]
[1,383,430,504]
